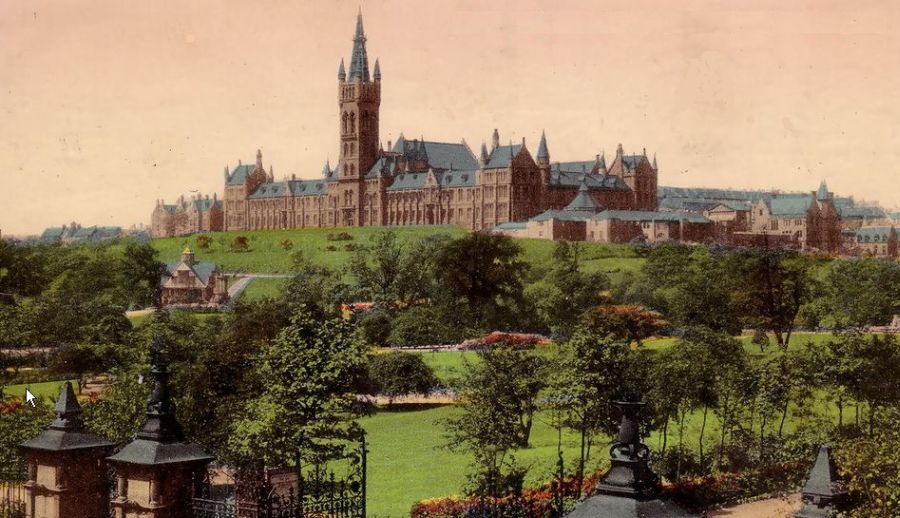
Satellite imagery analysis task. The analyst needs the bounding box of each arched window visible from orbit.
[350,112,356,134]
[342,112,349,134]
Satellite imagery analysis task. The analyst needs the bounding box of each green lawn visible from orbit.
[150,226,644,279]
[2,379,74,403]
[239,277,287,301]
[361,405,605,518]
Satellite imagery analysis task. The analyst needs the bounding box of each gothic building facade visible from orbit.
[218,12,658,233]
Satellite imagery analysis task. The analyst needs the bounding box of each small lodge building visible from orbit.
[844,226,899,258]
[160,248,229,307]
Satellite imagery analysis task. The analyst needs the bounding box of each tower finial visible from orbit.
[373,58,381,80]
[348,9,370,82]
[256,148,263,169]
[492,128,500,151]
[338,59,346,81]
[537,130,549,162]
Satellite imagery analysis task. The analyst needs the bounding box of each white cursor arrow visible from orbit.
[24,387,36,407]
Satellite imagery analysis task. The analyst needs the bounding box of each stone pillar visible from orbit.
[107,336,213,518]
[795,445,847,518]
[19,381,114,518]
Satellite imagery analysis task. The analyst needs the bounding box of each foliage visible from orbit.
[835,406,900,518]
[349,231,422,305]
[357,309,392,346]
[282,252,351,320]
[444,346,547,497]
[231,235,250,252]
[0,397,54,470]
[227,307,367,466]
[662,461,807,512]
[387,305,460,347]
[525,241,609,339]
[434,233,528,331]
[82,371,149,445]
[822,258,900,328]
[279,239,293,251]
[366,352,438,404]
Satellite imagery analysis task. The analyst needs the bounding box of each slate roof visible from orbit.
[494,221,528,230]
[347,11,370,82]
[440,170,477,188]
[707,201,753,212]
[162,204,177,214]
[386,172,428,191]
[484,144,522,169]
[565,181,604,212]
[108,439,213,466]
[226,164,257,185]
[549,171,629,191]
[622,155,646,169]
[817,181,830,201]
[164,262,217,285]
[839,206,887,219]
[888,211,900,221]
[766,195,813,217]
[531,209,598,222]
[365,155,402,179]
[40,227,65,240]
[854,226,897,243]
[20,382,114,452]
[289,179,328,196]
[248,181,290,199]
[391,137,479,171]
[592,210,711,224]
[192,198,221,212]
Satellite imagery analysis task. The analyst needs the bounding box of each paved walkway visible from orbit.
[709,493,801,518]
[227,275,256,299]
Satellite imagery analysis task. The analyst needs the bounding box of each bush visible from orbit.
[327,232,354,241]
[344,243,360,252]
[324,245,338,252]
[280,239,294,251]
[366,351,437,404]
[196,235,212,249]
[231,236,250,252]
[388,306,459,347]
[358,310,392,346]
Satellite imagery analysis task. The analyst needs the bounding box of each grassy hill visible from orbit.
[150,226,645,282]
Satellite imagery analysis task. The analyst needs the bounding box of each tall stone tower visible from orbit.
[334,10,380,226]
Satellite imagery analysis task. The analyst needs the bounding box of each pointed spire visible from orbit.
[616,143,624,157]
[322,159,331,177]
[817,180,830,201]
[338,59,346,81]
[224,165,229,180]
[537,130,549,161]
[652,153,657,170]
[48,381,86,432]
[373,58,381,80]
[348,9,370,82]
[268,165,274,183]
[480,142,489,165]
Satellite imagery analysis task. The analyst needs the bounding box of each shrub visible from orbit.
[388,306,459,347]
[358,310,392,346]
[231,236,250,252]
[280,239,294,251]
[196,235,212,249]
[324,245,338,252]
[327,232,354,241]
[344,243,360,252]
[366,351,437,404]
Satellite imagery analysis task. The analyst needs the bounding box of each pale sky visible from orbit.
[1,0,899,235]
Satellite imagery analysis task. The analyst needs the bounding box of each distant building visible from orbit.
[160,247,229,307]
[151,193,223,238]
[40,222,122,244]
[844,226,898,258]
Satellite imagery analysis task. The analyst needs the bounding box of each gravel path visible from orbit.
[709,493,801,518]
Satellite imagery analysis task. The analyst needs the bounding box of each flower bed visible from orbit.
[457,332,551,351]
[661,462,806,511]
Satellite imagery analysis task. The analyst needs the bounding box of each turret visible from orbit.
[256,149,263,170]
[480,142,489,166]
[536,130,550,166]
[373,58,381,81]
[492,128,500,151]
[338,59,346,82]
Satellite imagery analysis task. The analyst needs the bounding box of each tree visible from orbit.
[366,352,437,406]
[552,328,635,492]
[823,258,900,328]
[283,252,351,320]
[0,398,53,470]
[835,406,900,518]
[227,307,367,466]
[349,231,417,304]
[119,240,167,308]
[387,305,459,347]
[434,233,527,330]
[444,346,546,497]
[82,371,150,445]
[732,250,814,348]
[526,241,609,338]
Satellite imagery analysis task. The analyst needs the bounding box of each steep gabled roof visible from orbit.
[164,261,217,286]
[387,172,428,191]
[564,181,604,212]
[226,164,257,185]
[391,138,479,171]
[766,195,813,217]
[484,144,522,169]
